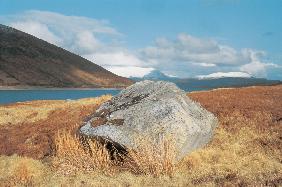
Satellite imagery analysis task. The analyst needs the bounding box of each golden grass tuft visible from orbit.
[176,122,282,186]
[0,155,50,186]
[53,130,177,177]
[52,129,114,175]
[123,137,176,177]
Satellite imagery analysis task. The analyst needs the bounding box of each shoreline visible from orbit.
[188,83,282,94]
[1,83,280,92]
[0,86,123,91]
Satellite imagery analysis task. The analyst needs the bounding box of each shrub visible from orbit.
[122,136,176,177]
[0,155,50,186]
[52,130,114,175]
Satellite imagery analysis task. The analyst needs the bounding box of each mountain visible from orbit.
[130,70,281,92]
[196,72,252,79]
[175,77,281,91]
[143,70,172,80]
[0,24,133,88]
[130,70,177,82]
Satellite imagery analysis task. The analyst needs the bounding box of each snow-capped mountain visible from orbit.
[196,72,252,79]
[130,70,280,92]
[142,70,172,80]
[130,70,176,81]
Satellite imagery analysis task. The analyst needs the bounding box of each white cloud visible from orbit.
[18,10,119,35]
[10,21,61,45]
[177,33,219,53]
[240,49,279,77]
[197,72,252,79]
[75,31,102,53]
[139,34,280,78]
[4,10,120,53]
[104,66,154,78]
[140,33,245,66]
[83,51,147,67]
[193,63,217,67]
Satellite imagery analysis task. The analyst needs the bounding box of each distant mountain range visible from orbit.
[196,72,252,79]
[131,70,281,92]
[0,24,133,88]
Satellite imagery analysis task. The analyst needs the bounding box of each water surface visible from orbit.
[0,89,120,105]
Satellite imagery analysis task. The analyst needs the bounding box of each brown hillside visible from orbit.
[0,24,133,88]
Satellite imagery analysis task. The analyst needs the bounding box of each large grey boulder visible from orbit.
[80,80,217,161]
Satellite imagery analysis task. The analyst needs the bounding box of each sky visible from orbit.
[0,0,281,79]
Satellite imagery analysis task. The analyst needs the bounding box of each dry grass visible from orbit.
[0,155,50,186]
[0,95,112,126]
[0,95,111,159]
[0,123,281,186]
[0,154,184,187]
[52,130,114,175]
[52,130,177,177]
[177,126,282,186]
[0,85,281,186]
[123,137,176,177]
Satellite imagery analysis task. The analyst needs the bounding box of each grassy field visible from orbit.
[0,85,281,186]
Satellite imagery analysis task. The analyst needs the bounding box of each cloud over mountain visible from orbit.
[140,33,245,66]
[140,34,280,78]
[2,10,280,79]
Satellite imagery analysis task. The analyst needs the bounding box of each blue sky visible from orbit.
[1,0,281,79]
